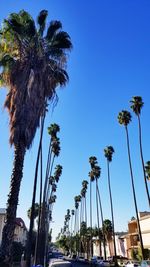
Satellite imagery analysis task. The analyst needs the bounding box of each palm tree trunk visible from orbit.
[70,214,73,255]
[80,199,83,256]
[90,180,93,257]
[34,140,43,265]
[96,181,107,260]
[37,141,52,265]
[85,195,87,226]
[107,160,117,258]
[125,126,145,259]
[95,179,102,257]
[137,114,150,207]
[0,141,26,262]
[26,116,45,267]
[74,209,77,254]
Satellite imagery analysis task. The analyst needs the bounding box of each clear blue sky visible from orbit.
[0,0,150,241]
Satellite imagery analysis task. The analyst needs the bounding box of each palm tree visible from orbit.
[130,96,150,207]
[0,9,72,262]
[145,161,150,181]
[118,110,144,259]
[81,180,88,225]
[103,219,113,256]
[74,196,80,255]
[89,157,106,259]
[36,129,61,265]
[70,209,75,255]
[27,203,39,228]
[104,146,117,259]
[89,157,96,257]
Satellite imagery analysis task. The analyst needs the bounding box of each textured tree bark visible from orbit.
[0,142,26,264]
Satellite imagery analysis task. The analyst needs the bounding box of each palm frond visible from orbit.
[37,10,48,36]
[52,31,72,49]
[46,20,62,41]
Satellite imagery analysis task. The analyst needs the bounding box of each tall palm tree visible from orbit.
[89,157,106,259]
[89,157,96,257]
[103,219,113,256]
[74,196,80,255]
[104,146,117,259]
[36,129,61,265]
[70,209,75,255]
[118,110,144,259]
[0,9,72,262]
[81,180,88,225]
[130,96,150,207]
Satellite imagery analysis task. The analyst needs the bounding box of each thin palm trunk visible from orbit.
[90,180,93,257]
[95,180,102,257]
[37,142,53,264]
[107,160,117,258]
[26,116,45,267]
[80,199,83,225]
[97,185,107,260]
[70,215,73,255]
[85,195,87,227]
[80,199,83,256]
[76,207,79,256]
[137,114,150,207]
[34,142,43,265]
[46,154,55,202]
[1,142,26,260]
[74,209,78,255]
[125,126,144,259]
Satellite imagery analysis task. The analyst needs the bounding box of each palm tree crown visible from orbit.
[104,146,114,162]
[0,10,72,148]
[118,110,132,126]
[48,123,60,138]
[130,96,144,115]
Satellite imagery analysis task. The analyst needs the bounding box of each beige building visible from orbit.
[126,212,150,258]
[0,208,27,246]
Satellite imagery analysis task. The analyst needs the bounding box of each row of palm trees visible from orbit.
[0,8,72,267]
[57,152,116,259]
[26,123,63,267]
[118,96,150,259]
[57,96,150,261]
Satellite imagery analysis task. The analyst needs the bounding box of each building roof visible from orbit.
[15,217,27,230]
[0,209,27,230]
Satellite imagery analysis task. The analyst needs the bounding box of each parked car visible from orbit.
[49,260,72,267]
[91,256,103,264]
[76,256,86,262]
[140,260,150,267]
[98,260,110,266]
[125,261,140,267]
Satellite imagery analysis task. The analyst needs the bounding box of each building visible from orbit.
[0,208,27,246]
[14,217,28,246]
[126,212,150,258]
[93,233,128,258]
[0,208,6,244]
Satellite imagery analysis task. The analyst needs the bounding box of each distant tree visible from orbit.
[27,203,39,228]
[104,146,117,259]
[103,219,113,256]
[118,110,144,260]
[130,96,150,207]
